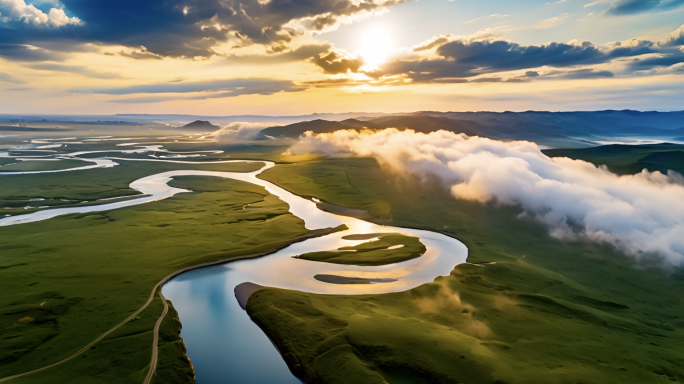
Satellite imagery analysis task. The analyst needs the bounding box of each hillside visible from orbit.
[181,120,220,131]
[254,110,684,148]
[544,143,684,175]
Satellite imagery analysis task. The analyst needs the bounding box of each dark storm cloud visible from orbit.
[74,78,302,97]
[366,35,683,83]
[0,0,403,59]
[607,0,684,15]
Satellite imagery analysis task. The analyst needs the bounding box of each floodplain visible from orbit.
[0,130,682,384]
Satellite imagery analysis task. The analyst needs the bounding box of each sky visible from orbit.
[0,0,683,115]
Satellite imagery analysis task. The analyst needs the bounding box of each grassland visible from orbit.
[3,139,683,384]
[0,168,341,383]
[295,234,426,266]
[250,157,684,384]
[0,160,263,216]
[0,160,88,172]
[544,143,684,175]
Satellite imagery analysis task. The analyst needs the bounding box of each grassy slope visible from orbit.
[295,234,426,266]
[0,160,87,172]
[153,301,195,384]
[0,172,340,382]
[251,158,684,384]
[544,143,684,175]
[0,160,264,201]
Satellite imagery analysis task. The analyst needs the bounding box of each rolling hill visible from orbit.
[256,110,684,148]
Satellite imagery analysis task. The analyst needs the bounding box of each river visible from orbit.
[0,152,468,383]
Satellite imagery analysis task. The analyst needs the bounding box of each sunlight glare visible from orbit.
[358,27,393,71]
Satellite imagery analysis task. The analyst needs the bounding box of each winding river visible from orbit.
[0,150,468,383]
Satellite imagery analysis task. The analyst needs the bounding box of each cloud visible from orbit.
[0,43,63,61]
[627,51,684,71]
[412,35,452,52]
[369,39,619,82]
[463,13,509,25]
[554,68,615,78]
[311,50,364,74]
[534,15,565,29]
[435,68,615,83]
[607,0,684,14]
[214,122,274,142]
[74,78,303,96]
[0,0,81,27]
[0,0,405,58]
[288,129,684,266]
[436,39,610,68]
[226,43,331,64]
[118,49,163,60]
[108,96,182,104]
[584,0,612,8]
[364,26,684,83]
[661,24,684,46]
[0,72,23,83]
[27,63,123,79]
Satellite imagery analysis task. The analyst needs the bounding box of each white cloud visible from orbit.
[288,129,684,266]
[0,72,23,83]
[584,0,610,7]
[535,15,567,29]
[463,13,509,25]
[660,24,684,46]
[213,122,275,143]
[0,0,81,27]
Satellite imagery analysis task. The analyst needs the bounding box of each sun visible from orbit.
[357,27,393,70]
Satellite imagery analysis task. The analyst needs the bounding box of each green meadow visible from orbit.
[295,233,426,266]
[1,140,683,384]
[0,163,340,383]
[544,143,684,175]
[0,160,263,216]
[0,160,88,172]
[250,156,684,384]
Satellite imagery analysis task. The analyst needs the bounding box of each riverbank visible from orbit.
[0,172,338,382]
[294,233,426,266]
[246,157,684,384]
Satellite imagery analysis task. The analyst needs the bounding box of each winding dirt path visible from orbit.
[0,279,162,383]
[0,230,340,383]
[143,290,169,384]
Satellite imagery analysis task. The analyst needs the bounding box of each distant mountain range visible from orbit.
[2,110,682,148]
[258,110,684,148]
[0,112,387,127]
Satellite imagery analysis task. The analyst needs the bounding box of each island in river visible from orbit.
[0,129,682,384]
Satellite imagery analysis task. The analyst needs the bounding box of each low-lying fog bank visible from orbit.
[289,128,684,266]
